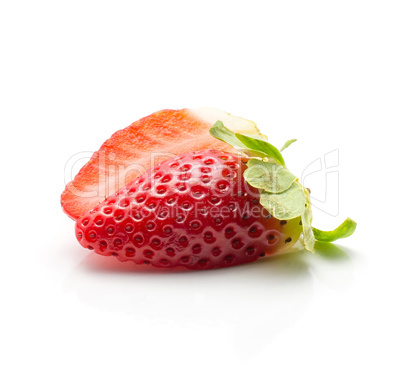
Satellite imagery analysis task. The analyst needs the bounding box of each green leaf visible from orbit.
[235,133,286,166]
[244,159,297,193]
[312,218,357,242]
[301,201,315,252]
[210,120,357,250]
[210,121,286,165]
[260,182,306,220]
[209,120,247,149]
[237,148,274,159]
[280,139,297,152]
[210,121,269,158]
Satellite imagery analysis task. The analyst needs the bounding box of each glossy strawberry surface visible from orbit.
[76,150,303,269]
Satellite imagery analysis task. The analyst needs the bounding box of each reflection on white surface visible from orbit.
[63,247,353,359]
[309,242,355,290]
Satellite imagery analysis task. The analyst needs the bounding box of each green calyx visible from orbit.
[210,120,356,252]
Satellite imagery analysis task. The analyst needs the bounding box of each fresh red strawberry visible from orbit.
[69,113,356,270]
[61,108,266,221]
[75,149,303,269]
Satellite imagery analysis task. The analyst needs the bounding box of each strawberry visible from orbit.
[61,108,266,220]
[68,111,356,270]
[76,149,303,269]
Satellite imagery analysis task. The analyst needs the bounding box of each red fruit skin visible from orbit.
[76,150,302,270]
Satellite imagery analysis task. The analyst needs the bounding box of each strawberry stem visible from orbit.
[209,121,356,252]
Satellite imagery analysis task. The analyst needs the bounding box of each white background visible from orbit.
[1,1,401,366]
